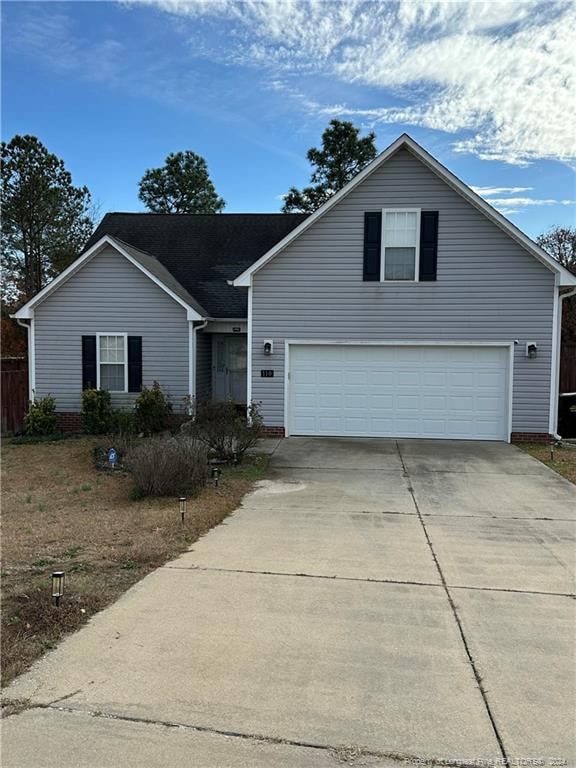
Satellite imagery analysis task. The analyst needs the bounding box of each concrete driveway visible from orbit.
[4,438,575,767]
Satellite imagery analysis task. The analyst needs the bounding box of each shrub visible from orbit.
[134,382,172,435]
[24,395,57,436]
[125,435,208,497]
[81,389,113,434]
[183,401,264,461]
[111,408,136,437]
[109,408,137,457]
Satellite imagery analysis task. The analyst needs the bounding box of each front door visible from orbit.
[212,335,247,403]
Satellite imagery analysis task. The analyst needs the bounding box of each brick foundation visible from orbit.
[261,425,285,438]
[510,432,553,443]
[56,412,83,433]
[56,411,190,434]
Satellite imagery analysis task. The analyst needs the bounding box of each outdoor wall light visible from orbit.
[212,467,221,487]
[526,342,538,359]
[179,496,187,522]
[263,339,273,356]
[52,571,65,606]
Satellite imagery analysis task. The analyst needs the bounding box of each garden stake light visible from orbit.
[212,467,221,487]
[52,571,65,606]
[179,496,187,522]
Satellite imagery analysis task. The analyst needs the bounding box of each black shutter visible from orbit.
[81,336,97,390]
[128,336,143,393]
[363,212,382,281]
[419,211,439,281]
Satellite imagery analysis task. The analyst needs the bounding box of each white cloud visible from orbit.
[471,186,533,196]
[134,0,576,166]
[9,10,124,83]
[470,185,575,215]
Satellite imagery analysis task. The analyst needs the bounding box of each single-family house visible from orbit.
[13,134,576,441]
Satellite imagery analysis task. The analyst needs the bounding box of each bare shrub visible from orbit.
[182,401,264,461]
[126,435,208,497]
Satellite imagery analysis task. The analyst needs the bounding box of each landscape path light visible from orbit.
[52,571,65,607]
[179,496,187,522]
[212,467,221,487]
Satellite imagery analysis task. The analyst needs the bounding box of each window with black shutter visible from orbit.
[364,209,438,282]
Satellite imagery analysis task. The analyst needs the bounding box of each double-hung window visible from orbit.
[381,209,420,281]
[97,334,128,392]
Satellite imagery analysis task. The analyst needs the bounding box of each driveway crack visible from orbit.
[395,441,509,763]
[42,703,482,768]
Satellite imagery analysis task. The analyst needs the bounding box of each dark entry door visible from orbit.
[212,335,247,403]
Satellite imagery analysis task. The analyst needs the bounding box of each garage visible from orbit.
[287,343,511,441]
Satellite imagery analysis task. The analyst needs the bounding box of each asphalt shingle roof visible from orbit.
[84,213,308,318]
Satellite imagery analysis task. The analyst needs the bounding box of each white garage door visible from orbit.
[288,344,510,441]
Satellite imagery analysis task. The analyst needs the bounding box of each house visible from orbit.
[13,134,576,442]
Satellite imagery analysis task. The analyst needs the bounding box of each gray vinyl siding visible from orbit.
[251,148,555,434]
[34,247,189,412]
[195,330,212,402]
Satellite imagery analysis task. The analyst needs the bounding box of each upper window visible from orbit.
[381,209,420,281]
[97,334,127,392]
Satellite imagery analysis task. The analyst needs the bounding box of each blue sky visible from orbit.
[2,0,575,238]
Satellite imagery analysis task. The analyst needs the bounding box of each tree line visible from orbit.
[1,121,575,343]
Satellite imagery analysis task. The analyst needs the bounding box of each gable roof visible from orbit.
[13,235,207,320]
[13,213,307,320]
[83,212,308,317]
[108,237,208,317]
[233,134,576,288]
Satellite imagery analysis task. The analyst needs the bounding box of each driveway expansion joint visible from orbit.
[40,703,482,768]
[162,564,575,598]
[395,441,509,764]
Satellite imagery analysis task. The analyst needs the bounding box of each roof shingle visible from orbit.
[85,213,308,318]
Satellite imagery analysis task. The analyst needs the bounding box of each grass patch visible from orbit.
[518,441,576,484]
[1,438,269,686]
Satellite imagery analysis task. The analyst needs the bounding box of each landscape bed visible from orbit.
[1,436,268,690]
[518,440,576,484]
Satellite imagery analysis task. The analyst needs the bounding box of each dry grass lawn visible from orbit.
[518,440,576,484]
[1,436,268,688]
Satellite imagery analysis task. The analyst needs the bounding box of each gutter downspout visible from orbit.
[188,318,209,415]
[16,316,34,403]
[552,286,576,441]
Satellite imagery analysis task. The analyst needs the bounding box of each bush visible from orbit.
[134,382,172,435]
[24,395,57,436]
[125,435,208,497]
[109,408,137,458]
[183,401,264,461]
[81,389,113,434]
[111,408,136,437]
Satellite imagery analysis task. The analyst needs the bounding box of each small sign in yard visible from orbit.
[107,447,118,468]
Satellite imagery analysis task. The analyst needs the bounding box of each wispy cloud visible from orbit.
[8,9,125,83]
[135,0,576,166]
[471,185,575,215]
[471,186,533,196]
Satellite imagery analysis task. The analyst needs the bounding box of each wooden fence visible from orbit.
[560,343,576,394]
[1,357,28,435]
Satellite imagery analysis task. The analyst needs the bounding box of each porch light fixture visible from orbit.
[263,339,273,356]
[526,342,538,359]
[212,467,221,487]
[52,571,65,606]
[179,496,187,522]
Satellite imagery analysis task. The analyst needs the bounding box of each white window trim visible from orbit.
[96,333,128,393]
[380,208,421,283]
